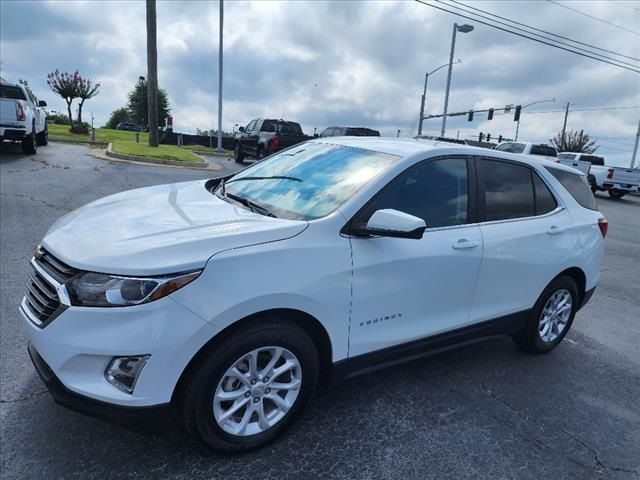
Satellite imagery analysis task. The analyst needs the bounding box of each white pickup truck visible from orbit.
[0,80,48,154]
[559,152,640,199]
[496,142,592,175]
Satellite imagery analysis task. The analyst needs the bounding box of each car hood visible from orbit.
[42,180,308,275]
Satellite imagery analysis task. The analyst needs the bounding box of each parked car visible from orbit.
[495,141,558,159]
[233,118,311,162]
[319,126,380,137]
[21,138,605,452]
[115,122,142,132]
[0,80,48,154]
[559,152,640,199]
[556,152,592,175]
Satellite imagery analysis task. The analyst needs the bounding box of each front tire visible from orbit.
[180,319,319,453]
[21,127,37,154]
[234,142,245,163]
[513,276,579,353]
[608,188,626,199]
[36,125,48,146]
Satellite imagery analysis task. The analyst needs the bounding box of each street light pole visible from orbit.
[630,116,640,169]
[418,60,460,136]
[216,0,224,151]
[514,97,556,141]
[441,23,473,137]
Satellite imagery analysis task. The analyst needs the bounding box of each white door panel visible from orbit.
[471,209,573,323]
[349,225,483,357]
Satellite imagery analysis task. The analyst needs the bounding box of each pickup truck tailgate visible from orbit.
[610,167,640,188]
[0,97,18,123]
[558,159,591,175]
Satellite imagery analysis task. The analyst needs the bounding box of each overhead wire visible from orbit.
[547,0,640,36]
[414,0,640,73]
[447,0,640,62]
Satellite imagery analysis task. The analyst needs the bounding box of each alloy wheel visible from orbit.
[538,289,572,343]
[213,346,302,436]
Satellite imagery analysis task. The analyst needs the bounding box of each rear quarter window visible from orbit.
[545,167,597,210]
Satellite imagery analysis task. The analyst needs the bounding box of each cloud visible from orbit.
[1,0,638,165]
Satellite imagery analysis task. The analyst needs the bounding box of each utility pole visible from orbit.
[146,0,159,147]
[631,116,640,169]
[418,72,428,136]
[561,102,570,150]
[216,0,224,151]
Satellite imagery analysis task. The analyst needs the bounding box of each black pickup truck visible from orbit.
[233,118,311,162]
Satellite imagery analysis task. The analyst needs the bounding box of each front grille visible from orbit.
[23,249,80,327]
[35,249,81,283]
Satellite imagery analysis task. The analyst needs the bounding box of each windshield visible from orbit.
[220,142,399,220]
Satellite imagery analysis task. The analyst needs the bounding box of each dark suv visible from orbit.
[234,118,310,163]
[116,122,142,132]
[319,126,380,137]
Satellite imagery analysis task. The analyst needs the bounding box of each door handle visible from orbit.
[452,238,480,249]
[547,225,567,235]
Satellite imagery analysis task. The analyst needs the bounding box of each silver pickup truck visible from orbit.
[0,80,48,154]
[559,152,640,199]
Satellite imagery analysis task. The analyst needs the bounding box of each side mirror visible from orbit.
[38,100,47,107]
[351,209,427,239]
[239,126,245,133]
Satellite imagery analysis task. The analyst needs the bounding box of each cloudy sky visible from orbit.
[1,0,638,165]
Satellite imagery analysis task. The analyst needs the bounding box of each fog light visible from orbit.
[105,355,150,394]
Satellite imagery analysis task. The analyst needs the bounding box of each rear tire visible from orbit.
[36,125,48,146]
[234,142,245,163]
[180,319,319,453]
[588,175,597,194]
[513,276,579,353]
[608,189,626,199]
[21,127,37,154]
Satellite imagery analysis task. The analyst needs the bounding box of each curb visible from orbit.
[50,138,108,147]
[106,143,210,169]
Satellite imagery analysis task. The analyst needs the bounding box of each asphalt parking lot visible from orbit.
[1,142,639,479]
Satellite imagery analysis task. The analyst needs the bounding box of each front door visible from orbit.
[348,156,483,357]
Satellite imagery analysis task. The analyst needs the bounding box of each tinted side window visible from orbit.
[480,159,535,221]
[530,145,557,157]
[261,120,277,132]
[545,167,597,210]
[359,158,469,228]
[532,171,557,215]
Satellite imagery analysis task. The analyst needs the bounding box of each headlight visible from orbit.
[67,270,201,307]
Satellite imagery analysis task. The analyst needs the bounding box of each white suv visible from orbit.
[21,138,606,452]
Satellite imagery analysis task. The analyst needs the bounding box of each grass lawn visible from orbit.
[48,124,203,163]
[112,142,202,163]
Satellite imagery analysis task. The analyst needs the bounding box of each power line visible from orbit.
[547,1,640,36]
[610,1,640,13]
[415,1,640,73]
[447,0,640,62]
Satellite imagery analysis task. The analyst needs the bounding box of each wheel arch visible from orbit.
[553,266,586,305]
[172,308,333,404]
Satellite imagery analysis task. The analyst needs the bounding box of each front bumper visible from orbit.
[20,294,221,407]
[28,341,172,426]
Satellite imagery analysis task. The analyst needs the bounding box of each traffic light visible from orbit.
[487,133,492,142]
[488,108,494,120]
[498,135,503,142]
[468,110,474,122]
[479,132,484,142]
[514,105,522,122]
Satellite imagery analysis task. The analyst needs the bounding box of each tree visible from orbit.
[106,108,130,129]
[18,79,37,102]
[46,70,100,132]
[146,0,159,146]
[550,129,599,153]
[47,70,78,128]
[76,76,101,125]
[127,80,170,128]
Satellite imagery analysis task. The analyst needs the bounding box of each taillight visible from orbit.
[16,102,25,121]
[607,169,614,179]
[598,217,608,238]
[270,135,280,151]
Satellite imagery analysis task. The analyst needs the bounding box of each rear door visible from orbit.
[470,157,572,323]
[348,156,484,357]
[242,119,259,156]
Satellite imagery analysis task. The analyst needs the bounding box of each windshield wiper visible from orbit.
[226,192,278,218]
[226,175,303,185]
